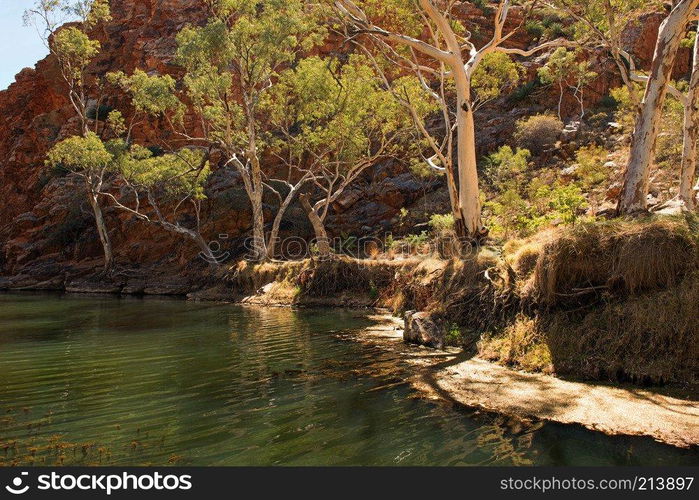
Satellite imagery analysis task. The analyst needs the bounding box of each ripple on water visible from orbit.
[0,292,698,466]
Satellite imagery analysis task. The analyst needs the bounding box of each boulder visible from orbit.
[403,310,445,349]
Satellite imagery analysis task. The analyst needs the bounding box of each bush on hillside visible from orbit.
[514,114,563,155]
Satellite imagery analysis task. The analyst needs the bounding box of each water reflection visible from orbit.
[0,292,697,466]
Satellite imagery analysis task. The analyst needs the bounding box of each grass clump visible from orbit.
[479,316,554,374]
[526,216,698,306]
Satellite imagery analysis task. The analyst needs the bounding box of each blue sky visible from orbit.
[0,1,51,90]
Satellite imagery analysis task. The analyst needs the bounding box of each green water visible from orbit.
[0,292,697,466]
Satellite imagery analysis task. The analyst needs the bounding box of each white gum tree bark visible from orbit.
[618,0,699,214]
[337,0,571,239]
[680,28,699,207]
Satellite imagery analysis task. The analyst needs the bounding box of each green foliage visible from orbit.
[108,70,184,118]
[472,52,522,106]
[609,85,640,130]
[538,48,597,116]
[538,48,576,86]
[174,0,325,150]
[554,0,656,43]
[262,55,422,170]
[534,182,588,225]
[112,142,211,200]
[486,181,588,238]
[484,146,531,189]
[428,213,455,234]
[66,0,111,29]
[514,114,563,155]
[470,0,491,12]
[445,322,464,346]
[524,20,544,40]
[508,78,541,104]
[45,132,112,174]
[47,132,211,202]
[106,110,126,136]
[26,1,111,85]
[574,145,608,188]
[523,8,572,41]
[52,27,100,83]
[359,0,426,38]
[681,30,697,49]
[404,231,429,248]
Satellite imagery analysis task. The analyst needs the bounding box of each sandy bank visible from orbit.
[358,315,699,449]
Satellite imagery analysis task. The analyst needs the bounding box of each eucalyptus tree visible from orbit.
[262,56,427,258]
[171,0,325,261]
[26,0,114,270]
[98,71,219,263]
[547,0,699,209]
[335,0,572,240]
[101,143,219,264]
[538,48,597,119]
[618,0,699,214]
[546,0,653,108]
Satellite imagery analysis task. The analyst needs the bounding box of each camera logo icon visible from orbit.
[5,472,29,495]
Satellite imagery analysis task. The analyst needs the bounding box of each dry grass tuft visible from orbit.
[296,257,407,298]
[525,217,698,306]
[231,260,305,293]
[479,316,554,374]
[540,272,699,384]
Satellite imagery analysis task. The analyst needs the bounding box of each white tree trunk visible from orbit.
[618,0,699,213]
[300,193,332,258]
[455,78,484,239]
[250,192,267,262]
[88,189,113,272]
[680,30,699,207]
[266,182,305,260]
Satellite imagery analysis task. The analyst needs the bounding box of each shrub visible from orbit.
[428,213,455,234]
[574,145,609,188]
[524,20,544,40]
[514,114,563,155]
[484,145,531,189]
[485,180,588,238]
[508,78,541,103]
[530,181,588,225]
[404,231,429,247]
